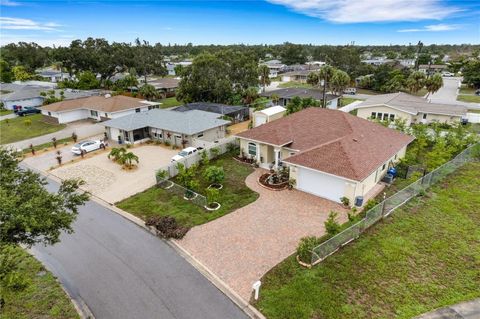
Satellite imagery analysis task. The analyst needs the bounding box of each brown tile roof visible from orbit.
[236,108,414,181]
[41,95,148,113]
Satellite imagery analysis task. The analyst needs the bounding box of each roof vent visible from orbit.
[104,94,111,98]
[353,138,358,142]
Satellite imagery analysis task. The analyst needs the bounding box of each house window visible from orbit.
[423,113,427,119]
[135,108,141,113]
[389,114,395,121]
[248,142,257,156]
[197,133,204,138]
[371,112,376,119]
[377,112,383,120]
[383,113,389,121]
[48,111,51,116]
[90,110,98,117]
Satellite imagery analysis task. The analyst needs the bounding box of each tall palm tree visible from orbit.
[425,73,443,99]
[406,71,426,94]
[139,84,158,101]
[258,64,271,93]
[307,65,335,108]
[330,70,351,96]
[108,147,126,162]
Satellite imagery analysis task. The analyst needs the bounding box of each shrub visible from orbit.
[164,141,171,147]
[206,187,220,206]
[297,236,321,264]
[156,169,168,181]
[145,216,189,239]
[23,119,32,126]
[340,196,350,207]
[362,199,379,213]
[325,211,341,236]
[203,166,225,185]
[200,150,210,166]
[226,142,238,153]
[209,147,220,158]
[347,207,358,222]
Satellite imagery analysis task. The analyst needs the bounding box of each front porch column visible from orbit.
[256,144,261,163]
[274,147,281,170]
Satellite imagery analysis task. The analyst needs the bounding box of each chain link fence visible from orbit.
[311,143,478,265]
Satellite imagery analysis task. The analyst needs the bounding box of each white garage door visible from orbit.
[297,167,346,203]
[255,114,267,127]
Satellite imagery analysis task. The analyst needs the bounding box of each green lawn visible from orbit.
[255,162,480,319]
[339,97,362,107]
[157,97,183,109]
[459,86,476,95]
[355,88,382,95]
[117,152,259,227]
[0,246,79,319]
[278,81,313,89]
[0,114,66,145]
[0,109,13,116]
[458,94,480,103]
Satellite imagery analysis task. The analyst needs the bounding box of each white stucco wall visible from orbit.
[4,97,44,110]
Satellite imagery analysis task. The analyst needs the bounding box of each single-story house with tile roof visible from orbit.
[0,87,46,110]
[147,78,180,97]
[281,69,318,83]
[41,95,159,124]
[253,105,286,127]
[355,92,467,126]
[102,109,230,146]
[261,88,340,109]
[172,102,249,123]
[236,108,414,204]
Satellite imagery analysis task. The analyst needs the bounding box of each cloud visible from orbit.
[0,17,62,31]
[0,0,22,6]
[0,33,74,46]
[398,23,461,32]
[267,0,460,23]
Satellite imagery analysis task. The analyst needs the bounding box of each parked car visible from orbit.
[442,72,454,77]
[171,147,199,162]
[17,106,41,116]
[343,88,357,95]
[71,140,105,155]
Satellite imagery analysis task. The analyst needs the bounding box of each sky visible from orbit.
[0,0,479,47]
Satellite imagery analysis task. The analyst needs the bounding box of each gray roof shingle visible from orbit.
[101,109,230,135]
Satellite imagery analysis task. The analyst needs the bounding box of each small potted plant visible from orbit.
[340,196,350,208]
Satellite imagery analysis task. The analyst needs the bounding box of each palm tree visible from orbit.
[243,87,259,105]
[406,71,426,94]
[139,84,158,101]
[425,73,443,99]
[307,65,335,108]
[330,70,350,96]
[120,151,139,168]
[108,147,126,162]
[258,64,271,93]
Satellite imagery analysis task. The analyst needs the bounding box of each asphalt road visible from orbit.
[30,176,248,319]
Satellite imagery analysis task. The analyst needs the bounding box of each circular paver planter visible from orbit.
[258,173,289,191]
[159,180,174,189]
[183,193,198,201]
[207,183,224,190]
[204,202,221,211]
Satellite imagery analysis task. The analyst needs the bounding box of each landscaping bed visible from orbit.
[254,162,480,319]
[0,114,66,144]
[0,245,79,319]
[117,151,259,228]
[258,173,289,190]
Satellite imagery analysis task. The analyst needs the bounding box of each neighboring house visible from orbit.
[356,92,467,125]
[37,69,70,83]
[418,64,448,76]
[361,58,394,66]
[281,69,317,83]
[148,77,180,97]
[102,109,230,145]
[0,87,45,110]
[41,95,158,124]
[261,60,286,78]
[173,102,249,123]
[166,61,192,76]
[398,59,416,68]
[253,105,286,127]
[236,108,414,203]
[261,88,340,109]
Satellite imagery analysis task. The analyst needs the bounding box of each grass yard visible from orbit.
[0,114,66,145]
[459,86,476,95]
[458,94,480,103]
[278,81,312,89]
[355,88,382,95]
[157,97,183,109]
[0,246,79,319]
[117,152,259,227]
[0,109,13,116]
[339,97,362,107]
[255,162,480,319]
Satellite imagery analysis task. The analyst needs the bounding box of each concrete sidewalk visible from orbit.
[415,298,480,319]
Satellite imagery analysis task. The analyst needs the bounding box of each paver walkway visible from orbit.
[414,298,480,319]
[179,169,348,301]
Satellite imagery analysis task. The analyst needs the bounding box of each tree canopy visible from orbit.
[0,149,89,247]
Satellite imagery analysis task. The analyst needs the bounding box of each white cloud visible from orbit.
[398,23,460,32]
[0,17,62,31]
[0,0,22,6]
[267,0,460,23]
[0,33,73,46]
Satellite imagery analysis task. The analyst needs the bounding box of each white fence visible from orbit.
[157,136,239,178]
[466,112,480,124]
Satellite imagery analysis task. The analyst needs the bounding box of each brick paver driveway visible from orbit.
[179,169,348,301]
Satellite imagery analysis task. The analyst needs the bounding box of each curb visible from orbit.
[23,161,266,319]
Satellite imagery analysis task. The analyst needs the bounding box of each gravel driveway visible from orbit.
[50,145,177,204]
[178,169,348,301]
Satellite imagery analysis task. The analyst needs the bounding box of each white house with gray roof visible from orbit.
[101,109,230,146]
[356,92,467,125]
